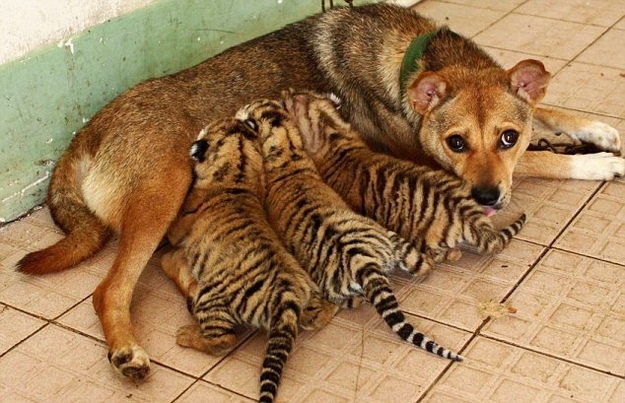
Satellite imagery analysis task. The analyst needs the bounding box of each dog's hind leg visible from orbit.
[93,172,191,381]
[533,107,621,154]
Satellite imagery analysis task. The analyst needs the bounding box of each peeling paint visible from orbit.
[57,38,75,54]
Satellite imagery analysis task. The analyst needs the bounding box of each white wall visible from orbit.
[0,0,158,64]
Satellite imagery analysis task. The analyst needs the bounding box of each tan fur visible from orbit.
[238,98,462,361]
[285,90,526,261]
[161,119,336,402]
[16,3,622,380]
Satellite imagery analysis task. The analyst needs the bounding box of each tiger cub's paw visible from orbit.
[176,324,237,356]
[426,247,462,263]
[301,299,340,330]
[340,296,366,309]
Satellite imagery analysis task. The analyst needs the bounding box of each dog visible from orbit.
[16,3,624,381]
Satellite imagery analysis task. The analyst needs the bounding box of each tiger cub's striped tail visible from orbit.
[259,310,298,403]
[364,275,463,361]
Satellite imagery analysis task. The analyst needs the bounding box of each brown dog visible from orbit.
[16,3,623,381]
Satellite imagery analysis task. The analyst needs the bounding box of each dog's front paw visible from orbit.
[571,121,621,154]
[108,344,150,382]
[570,153,625,180]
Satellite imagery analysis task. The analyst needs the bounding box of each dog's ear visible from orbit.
[407,72,448,114]
[507,59,551,104]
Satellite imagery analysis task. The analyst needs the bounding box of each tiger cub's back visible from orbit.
[285,90,526,260]
[237,98,463,362]
[164,118,335,403]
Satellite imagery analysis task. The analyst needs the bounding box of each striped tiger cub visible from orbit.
[284,90,526,262]
[160,118,338,403]
[236,99,463,362]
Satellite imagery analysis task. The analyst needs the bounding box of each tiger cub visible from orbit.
[284,90,526,262]
[160,118,338,403]
[236,99,463,362]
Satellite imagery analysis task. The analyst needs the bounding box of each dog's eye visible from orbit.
[446,135,467,153]
[500,130,519,149]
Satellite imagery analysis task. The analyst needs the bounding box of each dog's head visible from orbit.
[406,59,550,214]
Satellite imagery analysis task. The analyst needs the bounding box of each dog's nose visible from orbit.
[471,186,500,206]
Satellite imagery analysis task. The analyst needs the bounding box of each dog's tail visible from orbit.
[17,133,111,274]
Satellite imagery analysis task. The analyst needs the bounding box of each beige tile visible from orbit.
[394,239,543,331]
[0,305,46,354]
[412,1,507,37]
[482,46,569,75]
[577,28,625,69]
[555,181,625,264]
[515,0,625,27]
[424,337,624,403]
[421,0,525,12]
[58,252,256,378]
[494,177,601,246]
[176,380,255,403]
[0,249,110,320]
[542,62,625,117]
[0,209,118,320]
[0,324,195,402]
[206,312,470,402]
[474,14,605,60]
[482,249,625,376]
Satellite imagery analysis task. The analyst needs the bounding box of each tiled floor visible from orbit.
[1,0,624,402]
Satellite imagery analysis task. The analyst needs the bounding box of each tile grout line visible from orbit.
[417,179,612,401]
[479,332,625,380]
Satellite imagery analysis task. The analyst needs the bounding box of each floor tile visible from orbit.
[398,239,544,331]
[0,324,195,402]
[474,14,605,60]
[515,0,625,27]
[576,28,625,69]
[482,46,569,75]
[412,1,506,37]
[422,336,625,403]
[481,249,625,376]
[175,380,254,403]
[0,226,112,319]
[0,304,46,355]
[542,62,625,117]
[206,311,470,402]
[555,181,625,264]
[57,251,256,378]
[493,177,601,246]
[424,0,525,12]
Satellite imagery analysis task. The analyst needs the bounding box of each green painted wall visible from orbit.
[0,0,368,223]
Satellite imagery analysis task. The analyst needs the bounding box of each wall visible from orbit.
[1,0,374,223]
[1,0,159,65]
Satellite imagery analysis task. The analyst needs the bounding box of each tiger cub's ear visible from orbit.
[235,104,258,132]
[242,118,258,132]
[190,139,209,162]
[237,120,259,140]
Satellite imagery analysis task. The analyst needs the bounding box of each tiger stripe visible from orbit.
[239,98,463,362]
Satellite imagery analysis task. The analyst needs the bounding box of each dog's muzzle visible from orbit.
[471,186,502,217]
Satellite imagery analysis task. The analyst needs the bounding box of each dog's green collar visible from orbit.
[399,30,438,95]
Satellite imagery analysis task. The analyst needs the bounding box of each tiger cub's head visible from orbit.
[236,98,307,163]
[190,117,263,189]
[281,89,355,157]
